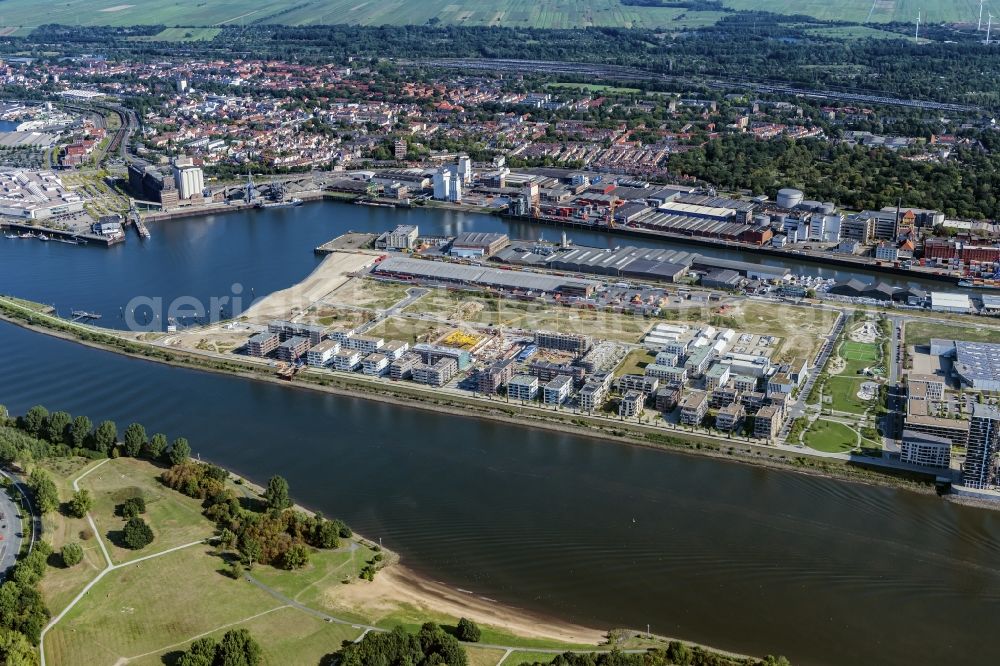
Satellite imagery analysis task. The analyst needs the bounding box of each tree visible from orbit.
[66,489,92,519]
[0,627,38,666]
[27,469,58,515]
[227,561,244,580]
[264,475,290,512]
[238,535,263,569]
[121,517,154,550]
[61,543,83,567]
[456,618,481,643]
[177,637,217,666]
[123,423,147,457]
[215,628,262,666]
[0,405,7,425]
[169,437,191,465]
[120,496,146,519]
[69,415,92,449]
[145,433,167,460]
[45,411,71,444]
[20,406,48,438]
[93,420,117,454]
[282,543,309,570]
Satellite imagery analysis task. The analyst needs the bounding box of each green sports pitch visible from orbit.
[0,0,986,32]
[840,341,880,362]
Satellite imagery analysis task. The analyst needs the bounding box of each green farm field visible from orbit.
[724,0,985,24]
[0,0,724,30]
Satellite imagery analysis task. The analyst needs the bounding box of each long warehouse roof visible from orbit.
[374,256,598,293]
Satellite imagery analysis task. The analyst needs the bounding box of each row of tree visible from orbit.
[7,405,192,470]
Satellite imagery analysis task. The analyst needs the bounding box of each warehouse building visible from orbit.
[374,256,597,298]
[930,340,1000,392]
[930,292,972,314]
[449,232,509,258]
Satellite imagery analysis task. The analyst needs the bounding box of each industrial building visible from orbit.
[930,340,1000,392]
[373,256,598,298]
[449,232,509,258]
[172,157,205,200]
[0,170,84,219]
[384,224,419,251]
[930,292,972,314]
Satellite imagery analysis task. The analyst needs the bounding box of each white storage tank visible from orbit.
[776,187,804,209]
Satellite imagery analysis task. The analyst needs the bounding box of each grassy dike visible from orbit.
[0,295,937,497]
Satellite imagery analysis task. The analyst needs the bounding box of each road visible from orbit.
[0,468,40,579]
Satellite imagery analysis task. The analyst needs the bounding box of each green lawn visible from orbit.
[546,82,641,95]
[467,646,507,666]
[838,340,881,376]
[824,376,872,414]
[905,321,1000,347]
[44,546,281,666]
[126,606,361,666]
[251,544,377,612]
[803,419,858,453]
[80,457,217,564]
[505,651,563,665]
[615,349,656,377]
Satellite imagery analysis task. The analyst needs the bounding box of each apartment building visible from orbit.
[275,336,310,362]
[247,331,279,358]
[645,364,687,383]
[508,374,539,401]
[704,363,731,391]
[412,357,458,387]
[389,352,420,380]
[715,402,746,433]
[306,339,340,367]
[344,334,385,354]
[362,353,389,376]
[679,391,708,426]
[543,375,573,405]
[478,358,515,395]
[900,430,951,469]
[962,403,1000,489]
[534,330,592,355]
[618,390,644,418]
[754,405,781,440]
[617,374,660,395]
[332,349,362,372]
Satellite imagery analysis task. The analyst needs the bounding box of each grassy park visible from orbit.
[823,376,872,414]
[839,340,881,376]
[803,419,857,453]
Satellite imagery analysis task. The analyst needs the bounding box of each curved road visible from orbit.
[0,469,40,578]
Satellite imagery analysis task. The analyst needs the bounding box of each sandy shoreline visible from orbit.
[337,563,606,645]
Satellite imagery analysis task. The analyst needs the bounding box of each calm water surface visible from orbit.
[0,201,997,665]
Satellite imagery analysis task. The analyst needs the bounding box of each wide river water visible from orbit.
[1,201,998,665]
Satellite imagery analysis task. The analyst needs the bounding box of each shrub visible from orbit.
[62,543,83,567]
[122,517,154,550]
[456,618,481,643]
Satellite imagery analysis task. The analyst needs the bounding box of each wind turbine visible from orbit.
[915,10,921,43]
[988,13,994,44]
[979,0,985,30]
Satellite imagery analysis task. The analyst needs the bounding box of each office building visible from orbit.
[908,374,945,402]
[900,430,952,469]
[962,403,1000,489]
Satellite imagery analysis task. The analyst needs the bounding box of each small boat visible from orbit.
[37,233,49,241]
[4,233,18,239]
[53,237,79,245]
[18,232,33,238]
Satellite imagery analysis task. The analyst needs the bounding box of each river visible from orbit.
[1,201,998,665]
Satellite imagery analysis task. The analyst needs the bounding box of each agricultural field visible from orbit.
[905,321,1000,347]
[0,0,726,30]
[130,27,221,41]
[723,0,979,24]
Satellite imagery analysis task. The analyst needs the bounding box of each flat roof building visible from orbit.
[306,339,340,367]
[900,430,951,469]
[508,374,539,401]
[962,403,1000,489]
[543,375,573,405]
[679,391,708,426]
[247,331,279,358]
